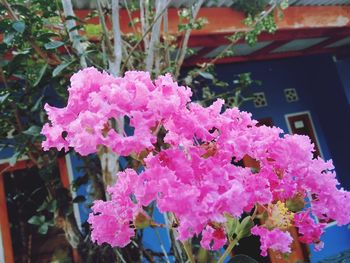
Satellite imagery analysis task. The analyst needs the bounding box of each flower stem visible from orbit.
[217,238,239,263]
[183,239,195,263]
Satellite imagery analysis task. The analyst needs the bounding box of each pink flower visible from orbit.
[251,225,293,256]
[294,211,325,250]
[200,225,227,251]
[87,200,136,247]
[42,67,350,251]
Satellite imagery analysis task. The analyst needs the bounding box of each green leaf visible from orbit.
[73,195,86,203]
[28,215,45,225]
[0,93,10,104]
[8,152,20,166]
[38,223,49,234]
[65,15,85,24]
[47,200,58,212]
[52,60,74,77]
[11,4,31,15]
[23,125,41,136]
[237,216,254,239]
[12,21,25,33]
[33,63,48,87]
[198,71,214,80]
[12,49,30,55]
[44,40,64,50]
[36,202,48,212]
[31,96,43,112]
[4,32,15,45]
[226,215,239,238]
[286,195,305,212]
[37,32,59,42]
[69,25,84,32]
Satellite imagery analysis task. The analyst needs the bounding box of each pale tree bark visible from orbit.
[97,0,124,191]
[145,0,168,72]
[140,0,149,51]
[110,0,122,76]
[61,0,87,68]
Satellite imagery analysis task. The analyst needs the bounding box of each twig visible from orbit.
[174,0,204,78]
[140,0,149,50]
[96,0,114,58]
[0,66,9,89]
[122,0,137,34]
[183,239,195,263]
[154,227,171,263]
[163,8,171,70]
[217,238,239,263]
[145,0,166,72]
[122,0,171,72]
[251,204,258,220]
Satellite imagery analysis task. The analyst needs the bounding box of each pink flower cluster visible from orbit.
[42,68,350,256]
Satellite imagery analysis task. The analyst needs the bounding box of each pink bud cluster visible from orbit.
[42,68,350,256]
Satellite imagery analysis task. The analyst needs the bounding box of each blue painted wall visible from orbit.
[336,57,350,105]
[214,54,350,187]
[213,54,350,262]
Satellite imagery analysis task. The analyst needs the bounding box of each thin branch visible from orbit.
[0,66,9,89]
[122,0,171,73]
[163,8,171,70]
[145,0,166,72]
[140,0,149,50]
[61,0,87,68]
[154,227,171,263]
[217,238,239,263]
[122,0,137,34]
[96,0,114,57]
[183,240,195,263]
[174,0,204,78]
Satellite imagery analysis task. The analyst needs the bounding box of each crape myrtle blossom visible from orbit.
[42,67,350,256]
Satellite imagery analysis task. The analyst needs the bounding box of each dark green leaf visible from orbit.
[36,201,48,212]
[37,32,59,42]
[47,200,58,212]
[65,15,85,23]
[52,60,74,77]
[73,195,86,203]
[28,215,45,225]
[11,4,31,16]
[0,93,10,104]
[12,21,25,33]
[38,223,49,234]
[69,25,84,32]
[33,63,48,87]
[23,125,41,136]
[31,96,43,112]
[44,40,64,50]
